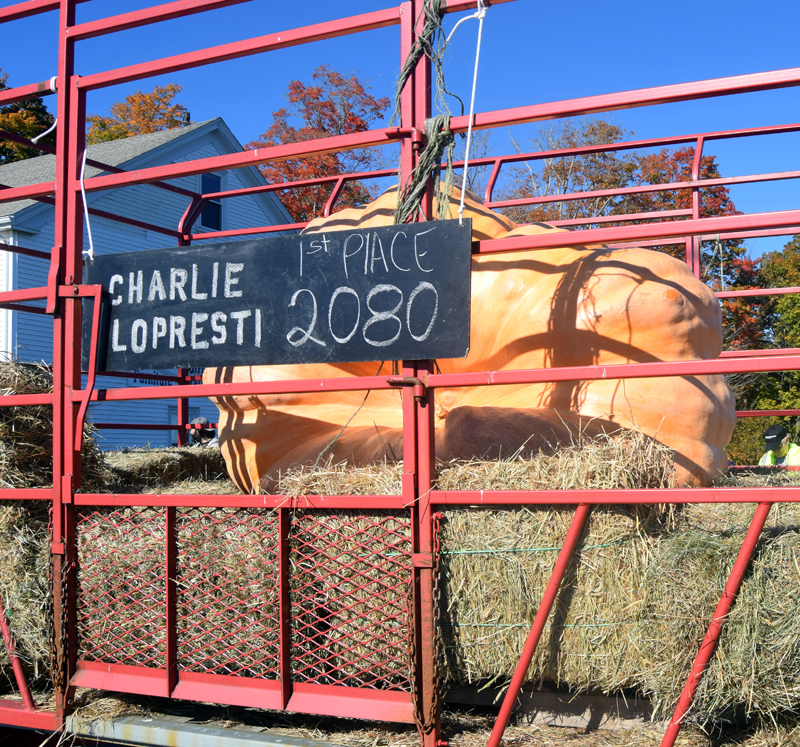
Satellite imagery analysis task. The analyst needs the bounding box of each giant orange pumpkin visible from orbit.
[205,187,736,491]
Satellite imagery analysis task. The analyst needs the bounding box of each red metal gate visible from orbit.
[1,2,800,746]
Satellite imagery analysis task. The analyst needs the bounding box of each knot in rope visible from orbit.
[394,114,455,225]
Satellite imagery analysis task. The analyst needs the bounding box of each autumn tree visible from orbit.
[495,119,640,225]
[0,69,56,164]
[725,237,800,463]
[86,83,189,144]
[246,65,390,223]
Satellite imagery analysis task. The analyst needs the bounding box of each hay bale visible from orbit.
[637,502,800,723]
[439,505,660,694]
[104,447,230,492]
[8,408,800,732]
[0,360,105,694]
[0,502,51,693]
[0,361,105,490]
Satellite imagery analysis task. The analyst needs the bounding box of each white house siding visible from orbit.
[0,234,15,357]
[3,121,292,450]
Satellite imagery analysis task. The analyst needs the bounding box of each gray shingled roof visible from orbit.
[0,118,216,218]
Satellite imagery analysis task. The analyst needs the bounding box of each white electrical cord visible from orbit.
[451,0,487,225]
[31,78,58,144]
[80,150,95,262]
[30,119,57,145]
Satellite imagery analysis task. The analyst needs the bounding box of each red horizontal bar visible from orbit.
[73,493,407,509]
[0,393,52,407]
[97,370,182,382]
[72,660,169,697]
[79,127,408,192]
[475,209,800,253]
[737,409,800,417]
[0,129,199,203]
[0,303,47,315]
[431,486,800,506]
[69,0,254,40]
[0,700,59,730]
[0,287,48,303]
[717,286,800,298]
[92,422,218,430]
[488,169,800,211]
[429,353,800,390]
[93,423,189,431]
[185,222,308,241]
[172,671,281,710]
[474,122,800,173]
[0,181,55,204]
[0,80,56,107]
[87,205,183,239]
[721,348,800,357]
[0,489,51,500]
[0,127,55,157]
[608,224,800,249]
[77,7,402,91]
[208,167,397,201]
[288,682,414,723]
[0,0,57,23]
[550,209,692,227]
[0,189,181,238]
[80,374,395,403]
[0,243,50,260]
[441,0,517,11]
[449,67,800,133]
[0,0,89,23]
[82,352,800,406]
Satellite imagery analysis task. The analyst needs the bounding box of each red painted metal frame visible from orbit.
[1,1,799,746]
[661,503,773,745]
[487,504,591,747]
[0,596,35,711]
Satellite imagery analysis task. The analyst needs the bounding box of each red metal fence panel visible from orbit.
[0,2,799,747]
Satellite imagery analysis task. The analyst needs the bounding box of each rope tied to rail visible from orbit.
[395,114,456,224]
[393,0,461,224]
[392,0,490,225]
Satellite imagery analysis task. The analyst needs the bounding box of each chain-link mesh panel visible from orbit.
[76,508,166,667]
[176,508,280,678]
[290,510,413,690]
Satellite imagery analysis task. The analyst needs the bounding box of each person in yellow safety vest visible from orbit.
[759,424,800,466]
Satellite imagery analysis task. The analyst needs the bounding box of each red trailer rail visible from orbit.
[0,2,799,747]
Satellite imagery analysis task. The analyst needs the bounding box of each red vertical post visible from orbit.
[487,503,591,747]
[660,501,772,747]
[165,507,178,694]
[414,359,439,746]
[278,507,293,709]
[51,0,78,724]
[399,2,415,201]
[177,368,190,447]
[401,1,439,744]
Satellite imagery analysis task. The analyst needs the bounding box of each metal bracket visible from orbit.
[58,284,104,453]
[45,247,62,314]
[387,375,427,403]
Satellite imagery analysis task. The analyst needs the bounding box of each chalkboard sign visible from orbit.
[83,220,472,372]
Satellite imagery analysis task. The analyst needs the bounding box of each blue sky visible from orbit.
[4,0,799,256]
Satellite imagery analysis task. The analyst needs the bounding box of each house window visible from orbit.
[199,173,222,231]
